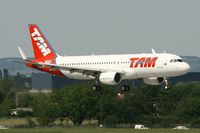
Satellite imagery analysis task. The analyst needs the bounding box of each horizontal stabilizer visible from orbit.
[18,46,27,60]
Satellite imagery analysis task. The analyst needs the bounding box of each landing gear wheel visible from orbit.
[120,85,126,92]
[92,85,102,91]
[164,78,169,90]
[165,85,168,90]
[120,85,130,92]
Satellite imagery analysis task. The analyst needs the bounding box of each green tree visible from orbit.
[175,96,200,123]
[158,82,200,127]
[55,84,99,126]
[18,93,33,107]
[32,93,59,126]
[0,79,13,95]
[0,90,16,117]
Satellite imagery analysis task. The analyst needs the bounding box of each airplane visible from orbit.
[16,24,191,92]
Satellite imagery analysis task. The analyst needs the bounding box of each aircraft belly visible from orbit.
[60,70,94,80]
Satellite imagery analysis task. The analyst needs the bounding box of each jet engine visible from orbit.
[99,72,121,85]
[143,77,164,85]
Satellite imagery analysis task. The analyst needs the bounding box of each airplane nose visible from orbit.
[183,63,191,73]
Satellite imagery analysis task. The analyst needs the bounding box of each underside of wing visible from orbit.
[30,61,125,78]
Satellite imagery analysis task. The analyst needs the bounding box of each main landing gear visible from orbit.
[92,84,130,94]
[116,85,130,96]
[120,85,130,92]
[91,79,102,91]
[91,76,131,92]
[91,82,130,94]
[92,84,102,91]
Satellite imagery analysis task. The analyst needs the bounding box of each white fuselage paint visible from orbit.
[55,53,190,80]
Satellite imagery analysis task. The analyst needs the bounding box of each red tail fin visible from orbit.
[29,24,56,61]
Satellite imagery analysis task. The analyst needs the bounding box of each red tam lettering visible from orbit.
[130,58,139,68]
[144,57,158,67]
[134,57,146,68]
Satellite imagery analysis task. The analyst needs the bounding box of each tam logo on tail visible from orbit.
[31,28,51,56]
[29,24,56,61]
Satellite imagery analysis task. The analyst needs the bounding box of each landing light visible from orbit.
[117,93,124,100]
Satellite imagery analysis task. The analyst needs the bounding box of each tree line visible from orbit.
[0,76,200,128]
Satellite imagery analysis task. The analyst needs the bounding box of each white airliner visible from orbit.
[17,24,190,91]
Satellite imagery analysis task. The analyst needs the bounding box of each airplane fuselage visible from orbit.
[55,53,190,80]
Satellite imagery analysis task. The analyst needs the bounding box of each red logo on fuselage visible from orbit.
[130,57,158,68]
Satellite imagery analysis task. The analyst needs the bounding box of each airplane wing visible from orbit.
[36,61,125,75]
[11,59,125,76]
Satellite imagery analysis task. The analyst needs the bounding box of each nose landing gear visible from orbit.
[164,77,169,89]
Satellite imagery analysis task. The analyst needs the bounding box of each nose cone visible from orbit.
[182,63,191,74]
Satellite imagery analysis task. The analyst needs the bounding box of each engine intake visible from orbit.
[99,72,121,85]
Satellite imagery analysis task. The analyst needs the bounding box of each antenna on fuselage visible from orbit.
[151,48,156,54]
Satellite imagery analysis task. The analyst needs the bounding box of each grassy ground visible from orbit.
[0,118,199,133]
[0,118,35,127]
[0,128,199,133]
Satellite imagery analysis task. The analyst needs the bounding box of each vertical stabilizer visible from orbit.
[28,24,56,61]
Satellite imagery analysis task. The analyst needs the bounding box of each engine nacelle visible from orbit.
[143,77,164,85]
[99,72,121,85]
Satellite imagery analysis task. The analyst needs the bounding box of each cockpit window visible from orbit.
[177,59,183,62]
[170,59,184,63]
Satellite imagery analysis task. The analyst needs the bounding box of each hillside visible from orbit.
[0,58,37,75]
[0,56,199,76]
